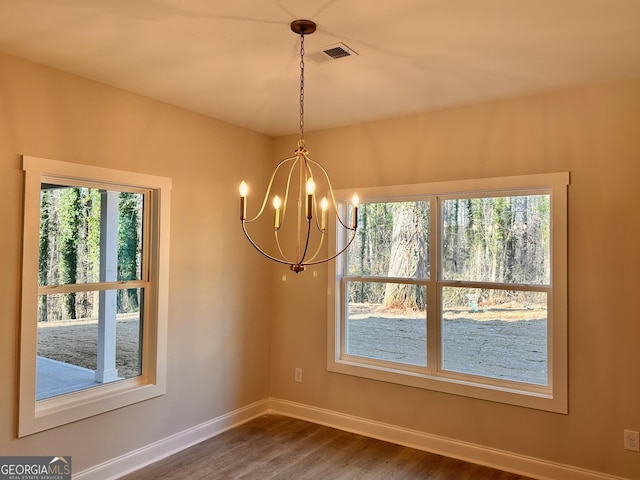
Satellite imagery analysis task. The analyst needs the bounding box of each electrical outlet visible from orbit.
[624,430,639,452]
[294,367,303,383]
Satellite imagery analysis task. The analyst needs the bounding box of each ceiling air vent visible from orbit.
[308,43,358,64]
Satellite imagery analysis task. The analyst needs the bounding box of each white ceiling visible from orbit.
[0,0,639,136]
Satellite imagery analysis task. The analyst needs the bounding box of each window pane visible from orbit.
[36,289,143,400]
[348,201,430,279]
[441,287,547,385]
[441,195,550,284]
[346,281,426,367]
[39,185,144,287]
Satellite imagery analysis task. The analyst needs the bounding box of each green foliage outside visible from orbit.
[118,192,140,313]
[38,186,143,322]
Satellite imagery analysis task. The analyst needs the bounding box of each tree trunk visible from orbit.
[383,203,426,310]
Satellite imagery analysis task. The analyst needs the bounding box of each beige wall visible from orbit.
[270,80,640,479]
[0,51,273,471]
[2,48,640,479]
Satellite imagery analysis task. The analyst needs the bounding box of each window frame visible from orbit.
[328,172,568,413]
[19,156,172,436]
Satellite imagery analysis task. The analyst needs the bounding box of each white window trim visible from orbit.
[19,156,172,436]
[328,172,568,413]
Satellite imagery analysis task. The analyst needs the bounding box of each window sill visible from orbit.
[329,355,565,414]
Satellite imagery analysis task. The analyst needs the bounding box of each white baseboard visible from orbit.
[268,398,628,480]
[74,399,269,480]
[74,397,628,480]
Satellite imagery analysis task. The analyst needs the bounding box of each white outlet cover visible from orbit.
[624,429,639,452]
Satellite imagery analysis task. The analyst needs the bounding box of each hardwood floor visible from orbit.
[120,414,535,479]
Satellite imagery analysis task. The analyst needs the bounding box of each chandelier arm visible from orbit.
[242,221,293,267]
[301,155,323,231]
[273,228,292,263]
[301,153,327,262]
[295,156,303,261]
[295,219,313,266]
[244,155,297,224]
[331,197,354,230]
[305,155,353,229]
[305,229,326,262]
[301,226,358,267]
[313,207,323,232]
[278,155,299,228]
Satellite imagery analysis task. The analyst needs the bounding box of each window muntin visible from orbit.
[20,156,171,436]
[329,173,568,413]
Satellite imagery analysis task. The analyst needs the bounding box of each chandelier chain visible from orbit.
[299,33,305,144]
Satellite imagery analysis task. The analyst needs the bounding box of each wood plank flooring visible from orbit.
[120,414,535,479]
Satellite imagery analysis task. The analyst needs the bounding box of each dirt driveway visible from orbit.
[37,317,141,379]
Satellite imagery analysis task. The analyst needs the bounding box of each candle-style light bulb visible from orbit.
[320,197,328,230]
[351,193,359,229]
[306,178,315,220]
[239,181,248,220]
[273,195,282,229]
[306,178,315,195]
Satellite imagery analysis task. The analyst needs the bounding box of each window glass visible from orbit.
[347,201,430,279]
[38,185,143,287]
[36,289,143,400]
[346,281,427,367]
[441,287,548,385]
[441,195,550,285]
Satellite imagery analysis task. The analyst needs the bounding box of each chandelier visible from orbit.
[239,19,359,273]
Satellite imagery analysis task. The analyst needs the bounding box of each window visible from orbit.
[328,173,568,412]
[19,156,171,436]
